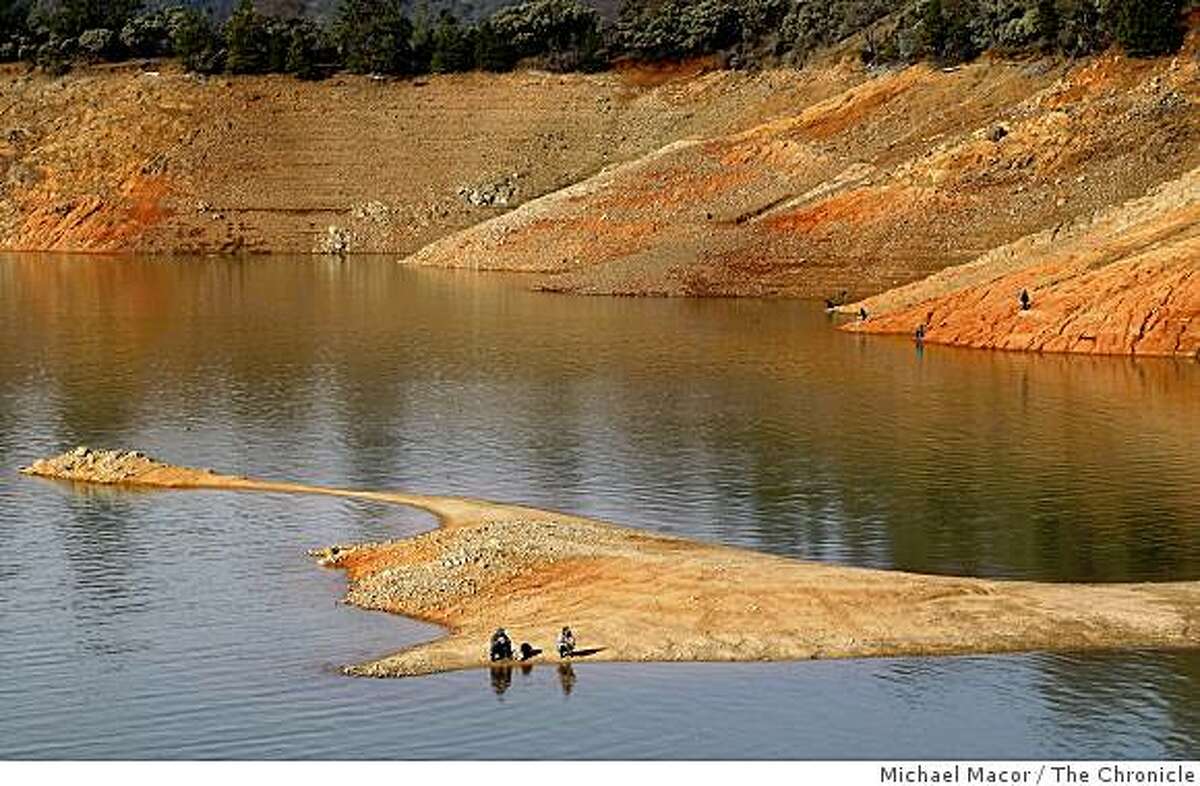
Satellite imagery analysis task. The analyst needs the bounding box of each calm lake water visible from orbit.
[1,254,1198,759]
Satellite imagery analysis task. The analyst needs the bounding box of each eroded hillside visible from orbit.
[842,165,1199,357]
[1,32,1197,357]
[407,39,1199,307]
[0,60,860,255]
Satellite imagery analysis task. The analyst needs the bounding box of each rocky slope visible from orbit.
[2,29,1197,357]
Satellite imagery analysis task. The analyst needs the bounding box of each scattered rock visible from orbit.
[316,225,352,256]
[21,446,164,482]
[457,174,520,207]
[140,152,169,175]
[351,200,392,225]
[5,162,41,189]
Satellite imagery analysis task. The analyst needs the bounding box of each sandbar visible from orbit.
[21,447,1200,677]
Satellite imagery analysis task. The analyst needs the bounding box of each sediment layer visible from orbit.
[0,61,851,257]
[22,448,1200,677]
[841,166,1199,358]
[404,33,1200,307]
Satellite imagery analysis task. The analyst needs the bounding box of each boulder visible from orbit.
[457,174,520,207]
[316,225,353,256]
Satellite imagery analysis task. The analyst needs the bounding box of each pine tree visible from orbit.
[226,0,270,74]
[333,0,416,75]
[1034,0,1060,51]
[1,0,31,37]
[430,12,474,73]
[1108,0,1183,57]
[409,4,434,73]
[942,0,977,62]
[1058,0,1106,56]
[172,7,224,74]
[285,24,321,79]
[474,19,516,71]
[921,0,948,59]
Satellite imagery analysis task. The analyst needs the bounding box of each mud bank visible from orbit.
[21,448,1200,678]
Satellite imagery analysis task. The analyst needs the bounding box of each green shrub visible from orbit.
[620,0,889,65]
[779,0,891,62]
[172,7,224,73]
[1108,0,1183,56]
[225,0,270,73]
[333,0,417,75]
[1057,0,1106,55]
[120,10,173,57]
[35,35,74,73]
[618,0,736,59]
[970,0,1039,52]
[77,26,117,59]
[121,7,197,58]
[29,0,142,39]
[489,0,602,69]
[1033,0,1060,50]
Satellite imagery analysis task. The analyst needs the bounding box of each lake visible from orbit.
[1,254,1198,758]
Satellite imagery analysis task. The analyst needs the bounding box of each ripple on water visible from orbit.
[1,257,1198,758]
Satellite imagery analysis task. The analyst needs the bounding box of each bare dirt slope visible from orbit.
[0,60,859,256]
[843,166,1199,357]
[405,38,1200,305]
[3,37,1197,357]
[22,448,1200,678]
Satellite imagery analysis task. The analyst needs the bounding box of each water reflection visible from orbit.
[54,490,153,660]
[1,255,1199,758]
[2,255,1196,582]
[558,663,577,696]
[488,662,581,698]
[491,666,513,697]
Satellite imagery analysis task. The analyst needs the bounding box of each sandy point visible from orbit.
[21,447,1200,678]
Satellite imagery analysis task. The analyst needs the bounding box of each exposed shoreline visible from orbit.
[837,166,1199,359]
[21,448,1200,678]
[3,37,1197,360]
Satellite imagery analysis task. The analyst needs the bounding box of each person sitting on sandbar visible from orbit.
[557,626,576,658]
[489,628,513,662]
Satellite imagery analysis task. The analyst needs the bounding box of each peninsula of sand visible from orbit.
[21,448,1200,677]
